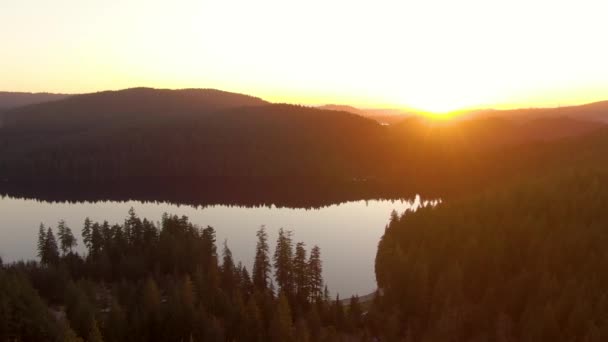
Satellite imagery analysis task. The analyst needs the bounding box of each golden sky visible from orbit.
[2,0,607,112]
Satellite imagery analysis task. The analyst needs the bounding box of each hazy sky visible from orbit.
[2,0,607,112]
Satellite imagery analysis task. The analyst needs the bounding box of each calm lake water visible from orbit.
[0,195,432,297]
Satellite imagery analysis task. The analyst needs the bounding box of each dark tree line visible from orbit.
[1,210,375,342]
[4,88,608,207]
[376,168,608,341]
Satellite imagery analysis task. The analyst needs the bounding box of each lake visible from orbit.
[0,195,433,297]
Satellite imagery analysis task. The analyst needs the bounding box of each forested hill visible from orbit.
[0,91,69,112]
[1,87,607,205]
[455,100,608,123]
[1,87,269,129]
[375,168,608,341]
[389,115,604,147]
[0,89,386,195]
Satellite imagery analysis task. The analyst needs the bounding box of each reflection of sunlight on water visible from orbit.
[0,195,439,297]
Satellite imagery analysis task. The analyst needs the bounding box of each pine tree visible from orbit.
[293,242,309,303]
[37,223,46,263]
[308,245,323,301]
[90,223,103,258]
[253,225,271,292]
[100,221,112,252]
[240,266,254,297]
[323,285,330,303]
[273,228,294,296]
[45,227,60,265]
[82,217,92,251]
[57,219,77,255]
[201,225,217,269]
[221,240,236,293]
[126,207,143,247]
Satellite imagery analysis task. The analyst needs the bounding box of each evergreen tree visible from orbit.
[57,219,77,255]
[37,223,47,263]
[308,245,323,301]
[323,285,330,304]
[100,221,112,252]
[82,217,92,251]
[273,228,294,296]
[45,227,60,265]
[221,240,236,293]
[253,225,271,292]
[201,225,217,268]
[293,242,309,303]
[240,266,254,297]
[90,222,103,258]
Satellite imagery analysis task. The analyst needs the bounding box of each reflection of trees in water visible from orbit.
[0,179,423,209]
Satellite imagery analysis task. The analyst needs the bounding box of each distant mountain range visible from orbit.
[1,87,606,198]
[1,87,269,129]
[318,105,415,124]
[0,91,70,111]
[320,101,608,125]
[2,88,607,125]
[453,101,608,123]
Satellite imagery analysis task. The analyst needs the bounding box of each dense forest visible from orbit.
[0,92,69,113]
[376,168,608,341]
[1,88,607,206]
[1,209,399,341]
[4,88,608,341]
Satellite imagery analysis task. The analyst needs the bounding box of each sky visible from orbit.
[1,0,607,113]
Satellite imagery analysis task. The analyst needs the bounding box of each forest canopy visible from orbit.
[1,210,382,341]
[376,168,608,341]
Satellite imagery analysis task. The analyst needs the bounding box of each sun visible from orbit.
[416,110,456,121]
[407,99,465,120]
[400,91,476,116]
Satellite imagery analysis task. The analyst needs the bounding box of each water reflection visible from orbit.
[0,195,436,297]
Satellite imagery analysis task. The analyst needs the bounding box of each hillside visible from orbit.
[375,168,608,341]
[455,100,608,123]
[1,87,608,205]
[389,115,605,147]
[318,105,413,124]
[0,91,69,111]
[0,89,386,195]
[1,87,269,129]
